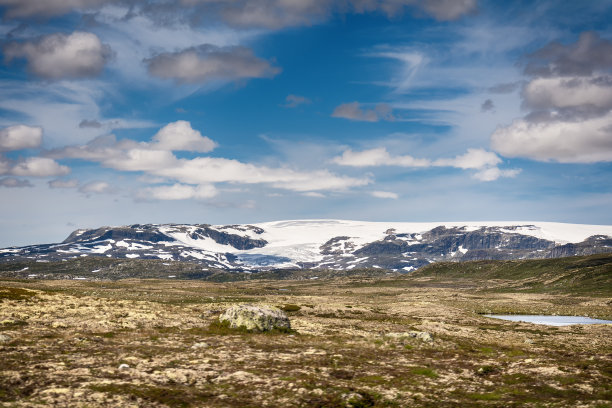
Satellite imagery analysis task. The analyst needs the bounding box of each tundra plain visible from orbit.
[1,254,611,407]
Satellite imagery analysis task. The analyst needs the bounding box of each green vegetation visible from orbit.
[410,253,612,296]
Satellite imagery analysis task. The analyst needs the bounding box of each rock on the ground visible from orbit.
[386,330,433,343]
[0,334,11,343]
[219,304,290,332]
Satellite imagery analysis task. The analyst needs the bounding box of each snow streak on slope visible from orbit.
[240,219,612,264]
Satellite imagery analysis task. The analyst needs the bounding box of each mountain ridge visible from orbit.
[1,220,611,272]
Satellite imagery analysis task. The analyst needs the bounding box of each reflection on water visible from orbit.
[484,315,612,326]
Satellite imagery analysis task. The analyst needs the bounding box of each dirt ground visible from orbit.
[1,277,611,407]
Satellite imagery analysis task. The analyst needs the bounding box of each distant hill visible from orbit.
[409,253,612,296]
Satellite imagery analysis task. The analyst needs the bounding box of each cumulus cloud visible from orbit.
[523,76,612,112]
[524,32,612,77]
[334,147,518,181]
[48,121,214,170]
[333,147,430,167]
[145,45,280,84]
[491,113,612,163]
[48,179,79,188]
[153,157,370,192]
[371,190,398,199]
[50,120,371,193]
[0,177,33,188]
[0,125,42,151]
[138,183,218,200]
[152,120,216,152]
[0,0,109,18]
[4,31,113,79]
[433,148,501,169]
[282,94,311,108]
[11,157,70,177]
[332,102,395,122]
[473,167,521,182]
[492,31,612,163]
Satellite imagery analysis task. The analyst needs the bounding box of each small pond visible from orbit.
[484,315,612,326]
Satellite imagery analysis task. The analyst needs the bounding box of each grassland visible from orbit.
[0,253,611,407]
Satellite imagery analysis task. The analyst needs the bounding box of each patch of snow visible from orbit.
[90,243,113,254]
[458,246,468,254]
[125,254,140,258]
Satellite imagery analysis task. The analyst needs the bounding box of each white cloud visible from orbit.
[154,157,371,192]
[334,147,518,181]
[50,121,371,193]
[494,32,612,163]
[333,147,430,167]
[152,120,216,152]
[302,191,325,198]
[371,190,398,199]
[146,45,280,84]
[332,102,395,122]
[4,31,112,79]
[491,113,612,163]
[433,148,501,169]
[138,183,218,200]
[11,157,70,177]
[48,179,79,188]
[49,121,213,171]
[79,180,113,194]
[102,149,179,172]
[523,76,612,111]
[473,167,521,182]
[0,125,42,151]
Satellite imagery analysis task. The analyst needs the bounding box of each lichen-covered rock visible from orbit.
[386,330,433,343]
[219,304,290,332]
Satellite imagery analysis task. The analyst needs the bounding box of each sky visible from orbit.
[1,0,612,247]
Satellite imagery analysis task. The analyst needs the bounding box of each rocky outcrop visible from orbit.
[218,305,291,332]
[189,226,267,250]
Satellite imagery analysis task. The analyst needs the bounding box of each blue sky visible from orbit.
[1,0,612,246]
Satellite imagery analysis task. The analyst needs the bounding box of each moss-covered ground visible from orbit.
[0,263,611,407]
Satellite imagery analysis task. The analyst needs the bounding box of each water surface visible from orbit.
[484,315,612,326]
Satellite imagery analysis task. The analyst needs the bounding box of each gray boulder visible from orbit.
[219,304,291,332]
[386,330,433,343]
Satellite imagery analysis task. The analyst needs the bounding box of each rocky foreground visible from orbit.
[1,276,611,407]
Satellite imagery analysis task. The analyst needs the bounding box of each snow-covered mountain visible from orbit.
[2,220,612,271]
